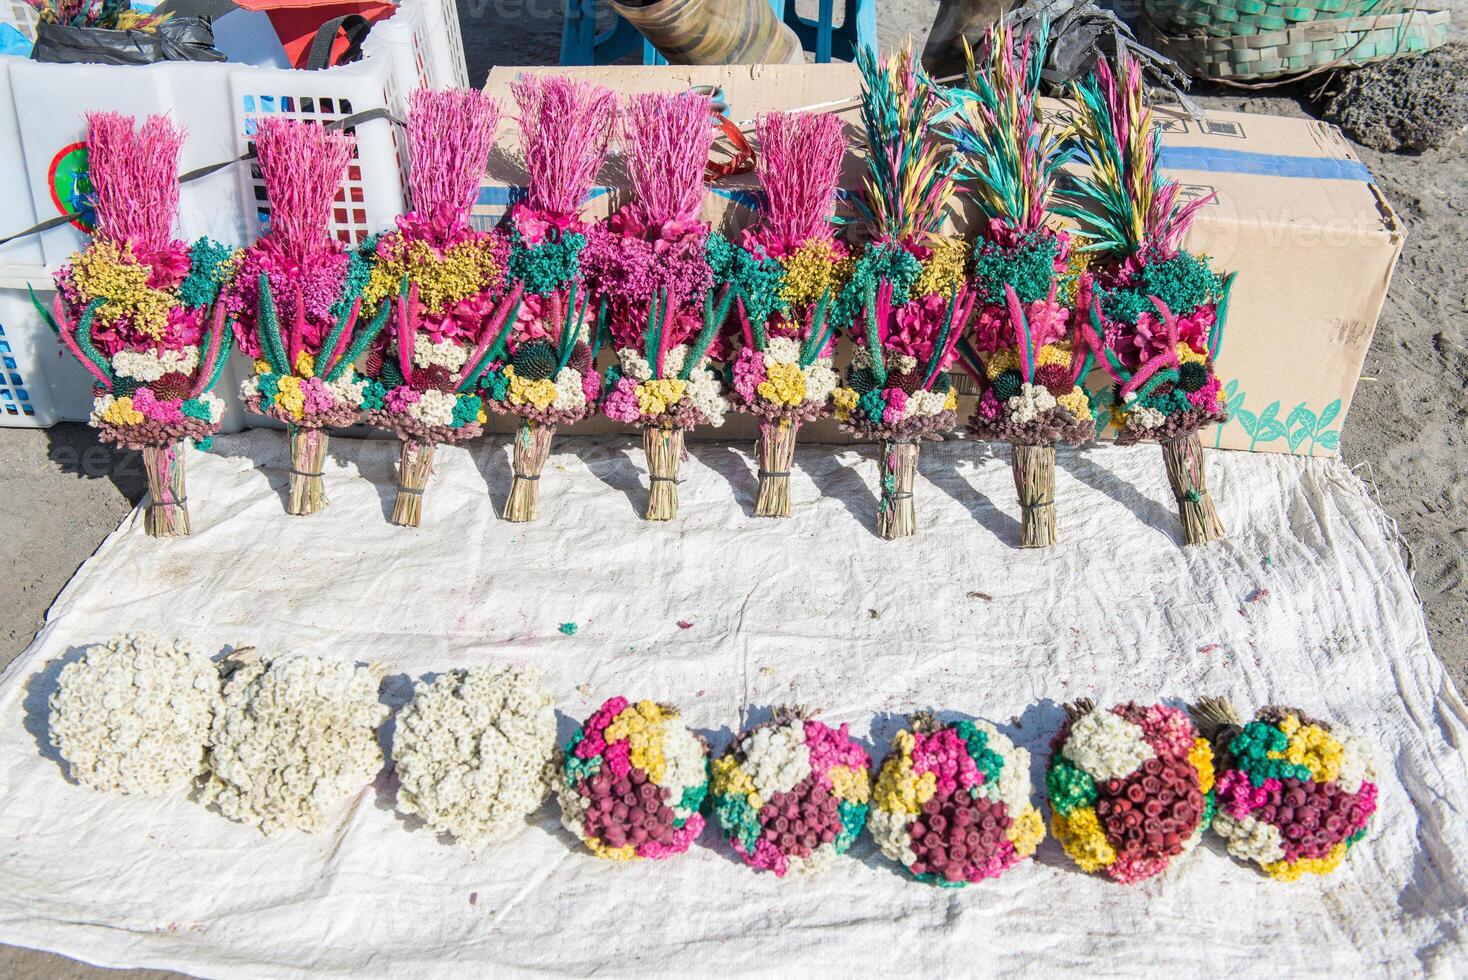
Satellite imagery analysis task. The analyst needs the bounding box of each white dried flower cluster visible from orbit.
[890,353,918,374]
[48,634,221,796]
[685,371,728,427]
[803,364,838,405]
[111,347,200,382]
[1125,403,1167,430]
[1008,382,1057,424]
[763,337,801,364]
[325,374,370,410]
[393,666,557,845]
[552,366,586,412]
[742,723,812,799]
[413,335,470,371]
[195,392,227,423]
[905,388,947,419]
[1060,709,1155,782]
[619,348,653,382]
[1335,728,1375,794]
[202,652,387,835]
[408,389,459,427]
[1212,811,1286,864]
[239,374,260,400]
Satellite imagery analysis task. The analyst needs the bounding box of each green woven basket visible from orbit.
[1145,8,1450,80]
[1143,0,1407,37]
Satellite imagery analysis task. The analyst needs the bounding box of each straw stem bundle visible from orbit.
[391,438,436,528]
[876,439,921,539]
[142,441,189,538]
[286,424,330,516]
[504,420,557,523]
[643,425,685,521]
[1161,431,1225,545]
[753,419,799,519]
[1011,443,1057,548]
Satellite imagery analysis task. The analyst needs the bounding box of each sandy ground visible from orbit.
[2,1,1465,976]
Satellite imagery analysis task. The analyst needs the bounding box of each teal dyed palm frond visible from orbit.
[855,45,959,243]
[943,21,1073,234]
[1056,48,1212,257]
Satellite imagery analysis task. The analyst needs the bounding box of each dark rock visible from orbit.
[1320,43,1468,153]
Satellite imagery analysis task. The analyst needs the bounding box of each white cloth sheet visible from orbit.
[1,430,1465,977]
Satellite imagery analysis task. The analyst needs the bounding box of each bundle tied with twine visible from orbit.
[745,109,845,519]
[1058,48,1231,545]
[623,89,719,522]
[389,87,501,528]
[253,118,357,516]
[90,113,195,537]
[501,74,617,524]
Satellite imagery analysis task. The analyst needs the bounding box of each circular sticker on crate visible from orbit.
[47,141,95,233]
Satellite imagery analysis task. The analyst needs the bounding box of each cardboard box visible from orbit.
[479,64,1403,455]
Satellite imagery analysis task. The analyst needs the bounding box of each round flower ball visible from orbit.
[709,709,871,877]
[1193,698,1377,881]
[48,634,221,796]
[393,666,557,846]
[202,652,388,835]
[1047,700,1215,884]
[555,697,709,860]
[869,713,1045,886]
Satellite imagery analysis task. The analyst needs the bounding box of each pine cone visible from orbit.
[930,371,953,396]
[414,365,456,392]
[990,369,1023,402]
[364,349,385,378]
[568,341,592,375]
[886,371,921,395]
[1178,361,1210,393]
[847,367,881,395]
[512,340,558,381]
[148,372,194,401]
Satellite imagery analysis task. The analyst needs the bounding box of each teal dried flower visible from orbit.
[510,230,586,296]
[857,388,887,425]
[178,238,234,310]
[972,235,1060,306]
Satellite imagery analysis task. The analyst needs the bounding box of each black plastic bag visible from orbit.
[32,16,227,65]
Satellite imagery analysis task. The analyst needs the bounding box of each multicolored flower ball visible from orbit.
[1196,699,1378,881]
[555,697,709,860]
[1047,700,1214,884]
[709,710,871,877]
[869,713,1044,886]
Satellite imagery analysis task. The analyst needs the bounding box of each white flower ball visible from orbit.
[48,634,221,796]
[202,652,388,835]
[393,666,557,845]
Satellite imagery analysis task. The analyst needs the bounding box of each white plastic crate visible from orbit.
[0,0,467,427]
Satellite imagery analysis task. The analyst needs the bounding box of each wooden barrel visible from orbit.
[610,0,805,65]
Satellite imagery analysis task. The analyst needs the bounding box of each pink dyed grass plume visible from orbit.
[511,73,617,221]
[408,88,500,228]
[254,117,355,264]
[85,111,184,257]
[753,110,845,252]
[622,89,715,227]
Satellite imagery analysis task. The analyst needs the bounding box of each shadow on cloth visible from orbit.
[925,441,1021,546]
[807,445,881,537]
[583,439,649,518]
[22,644,91,778]
[1062,447,1178,540]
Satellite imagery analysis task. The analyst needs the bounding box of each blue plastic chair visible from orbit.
[559,0,876,67]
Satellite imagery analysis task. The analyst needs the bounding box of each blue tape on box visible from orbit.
[1159,146,1374,183]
